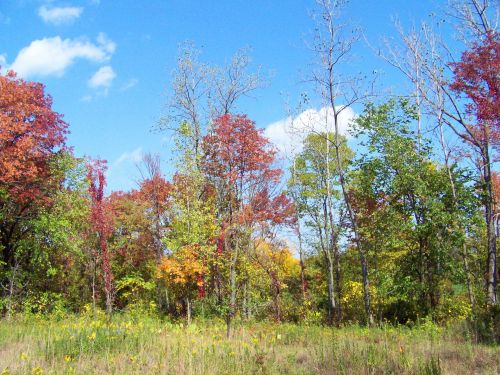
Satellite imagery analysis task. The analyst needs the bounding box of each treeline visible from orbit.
[0,0,498,341]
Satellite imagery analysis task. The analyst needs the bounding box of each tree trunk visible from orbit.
[326,250,336,325]
[92,263,96,316]
[226,236,238,338]
[327,193,342,324]
[334,242,342,323]
[484,149,497,305]
[292,158,308,300]
[186,297,191,325]
[102,246,113,316]
[331,110,373,326]
[270,271,282,322]
[164,287,170,312]
[297,222,307,300]
[242,280,250,320]
[318,213,336,324]
[439,120,476,309]
[6,262,18,321]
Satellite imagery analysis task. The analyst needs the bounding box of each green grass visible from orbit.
[0,314,498,374]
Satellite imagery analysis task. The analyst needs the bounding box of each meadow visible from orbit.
[0,312,498,375]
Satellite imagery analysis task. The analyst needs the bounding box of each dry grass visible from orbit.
[0,313,498,374]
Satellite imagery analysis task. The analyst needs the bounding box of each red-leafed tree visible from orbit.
[0,70,68,316]
[87,160,114,315]
[450,32,500,305]
[0,71,68,201]
[137,153,172,312]
[202,114,294,336]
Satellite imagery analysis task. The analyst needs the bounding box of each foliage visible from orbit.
[1,2,499,354]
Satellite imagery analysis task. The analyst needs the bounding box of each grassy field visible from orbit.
[0,313,498,374]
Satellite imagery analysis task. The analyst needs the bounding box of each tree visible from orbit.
[289,132,353,324]
[137,153,172,312]
[87,160,113,316]
[159,43,264,163]
[158,244,206,324]
[202,114,294,336]
[0,70,68,317]
[0,71,68,201]
[352,100,481,321]
[381,0,499,309]
[309,0,374,325]
[250,239,300,322]
[450,32,499,305]
[107,190,157,310]
[163,172,218,320]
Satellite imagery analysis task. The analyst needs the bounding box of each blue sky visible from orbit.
[0,0,444,191]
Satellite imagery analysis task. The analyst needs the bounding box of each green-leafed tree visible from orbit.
[288,132,353,324]
[351,100,481,323]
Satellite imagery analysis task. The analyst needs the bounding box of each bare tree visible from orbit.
[158,43,210,160]
[211,48,265,117]
[158,43,266,161]
[448,0,498,42]
[309,0,374,325]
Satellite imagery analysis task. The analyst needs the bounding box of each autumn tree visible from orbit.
[202,114,294,336]
[158,244,207,324]
[136,153,172,312]
[0,70,68,317]
[87,160,114,316]
[250,239,301,322]
[450,32,499,305]
[107,190,157,309]
[0,71,68,201]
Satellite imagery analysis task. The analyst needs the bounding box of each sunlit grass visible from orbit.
[0,313,498,374]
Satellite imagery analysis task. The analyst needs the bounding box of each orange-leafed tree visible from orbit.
[158,244,206,323]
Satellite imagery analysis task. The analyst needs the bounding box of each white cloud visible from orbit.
[0,54,6,71]
[80,95,93,102]
[114,147,143,167]
[38,5,83,25]
[88,66,116,88]
[264,106,357,157]
[120,78,138,91]
[96,32,116,54]
[9,34,115,78]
